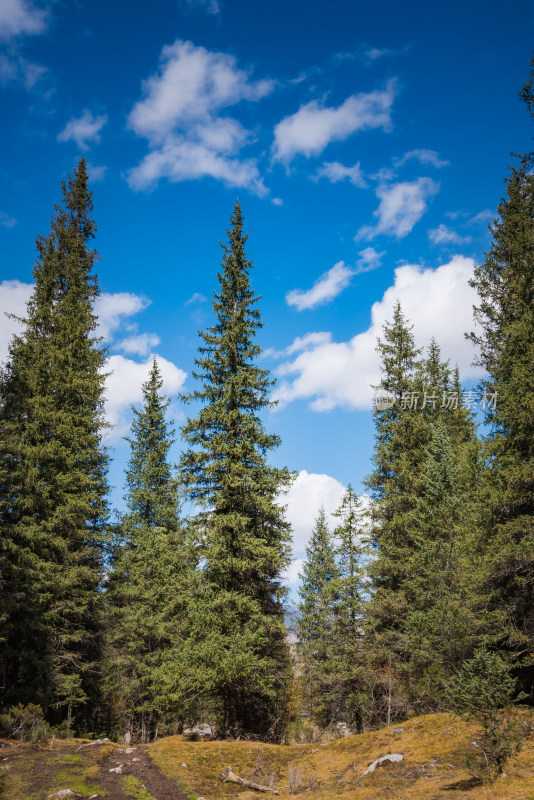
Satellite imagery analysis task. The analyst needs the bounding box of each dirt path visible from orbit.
[98,746,191,800]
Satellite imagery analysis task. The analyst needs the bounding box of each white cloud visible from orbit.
[272,197,283,206]
[57,110,108,151]
[127,39,273,194]
[286,261,353,311]
[0,52,46,88]
[104,354,187,439]
[355,246,385,274]
[0,0,47,39]
[366,47,391,61]
[0,279,33,363]
[315,160,367,187]
[273,255,482,412]
[0,211,17,228]
[394,149,449,169]
[116,332,161,356]
[279,469,346,553]
[272,79,397,163]
[86,164,107,182]
[428,224,471,246]
[185,292,208,305]
[357,178,439,240]
[94,292,150,341]
[470,209,494,225]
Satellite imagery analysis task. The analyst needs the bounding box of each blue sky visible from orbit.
[1,0,532,583]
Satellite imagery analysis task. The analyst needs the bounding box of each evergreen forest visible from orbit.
[0,58,533,772]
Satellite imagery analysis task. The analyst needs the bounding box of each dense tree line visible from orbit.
[0,60,533,745]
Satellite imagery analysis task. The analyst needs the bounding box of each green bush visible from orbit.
[0,703,51,742]
[447,651,525,781]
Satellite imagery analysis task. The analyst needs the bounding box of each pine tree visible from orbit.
[178,201,293,739]
[0,159,108,730]
[466,60,534,684]
[296,508,339,728]
[104,358,187,743]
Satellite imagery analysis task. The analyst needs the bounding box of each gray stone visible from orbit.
[362,753,403,776]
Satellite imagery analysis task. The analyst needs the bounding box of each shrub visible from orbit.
[0,703,51,742]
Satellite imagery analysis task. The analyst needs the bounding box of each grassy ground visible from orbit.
[1,712,533,800]
[150,711,534,800]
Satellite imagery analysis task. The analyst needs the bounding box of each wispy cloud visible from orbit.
[357,178,439,240]
[127,40,273,195]
[355,246,385,274]
[58,110,108,151]
[185,292,208,305]
[185,0,221,13]
[314,160,367,188]
[0,0,47,40]
[428,224,471,246]
[272,79,397,164]
[0,211,17,228]
[393,149,449,169]
[286,261,354,311]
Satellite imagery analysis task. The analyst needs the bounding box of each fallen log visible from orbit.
[220,766,280,794]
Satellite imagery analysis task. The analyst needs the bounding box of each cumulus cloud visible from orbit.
[105,354,186,439]
[273,255,482,412]
[57,110,108,151]
[272,79,397,163]
[428,224,471,246]
[127,39,273,194]
[315,160,367,187]
[279,470,347,553]
[286,261,354,310]
[94,292,150,341]
[0,0,47,40]
[116,332,161,356]
[0,279,33,363]
[357,178,439,240]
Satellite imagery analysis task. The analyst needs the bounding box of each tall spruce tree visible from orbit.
[365,304,477,722]
[0,159,108,730]
[104,358,187,743]
[466,61,534,687]
[296,508,339,728]
[178,201,293,739]
[331,487,368,731]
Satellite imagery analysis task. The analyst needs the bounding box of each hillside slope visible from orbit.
[1,712,533,799]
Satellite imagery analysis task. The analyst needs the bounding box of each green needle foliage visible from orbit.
[331,487,368,731]
[466,61,534,684]
[179,201,293,740]
[0,159,108,731]
[104,358,187,743]
[447,650,525,781]
[296,508,339,728]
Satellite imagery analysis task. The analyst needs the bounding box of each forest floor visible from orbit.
[1,711,534,800]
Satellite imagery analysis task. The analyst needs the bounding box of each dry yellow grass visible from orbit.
[150,711,534,800]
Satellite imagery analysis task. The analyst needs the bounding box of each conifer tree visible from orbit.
[365,304,477,722]
[0,159,108,729]
[466,60,534,682]
[104,358,186,743]
[296,508,339,728]
[331,487,368,731]
[178,201,292,739]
